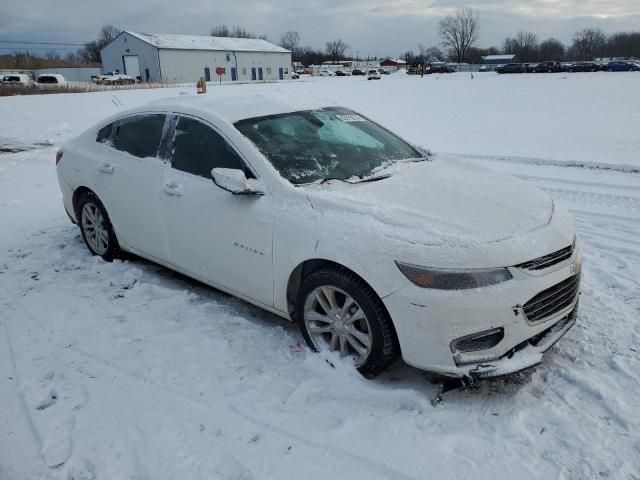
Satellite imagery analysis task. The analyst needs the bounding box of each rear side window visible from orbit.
[171,116,248,179]
[96,123,114,144]
[114,114,166,159]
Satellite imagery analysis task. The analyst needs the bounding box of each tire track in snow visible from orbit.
[3,291,424,480]
[0,302,48,478]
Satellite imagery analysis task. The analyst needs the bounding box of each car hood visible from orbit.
[304,157,554,247]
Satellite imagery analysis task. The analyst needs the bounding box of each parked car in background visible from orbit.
[319,69,335,77]
[334,70,349,77]
[56,95,581,379]
[36,74,66,87]
[478,65,491,72]
[427,63,455,74]
[607,61,640,72]
[367,69,381,80]
[101,74,136,85]
[523,63,538,73]
[535,61,563,73]
[496,63,525,74]
[351,69,365,76]
[567,62,601,72]
[1,74,32,86]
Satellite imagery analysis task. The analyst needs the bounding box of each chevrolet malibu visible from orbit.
[56,95,582,379]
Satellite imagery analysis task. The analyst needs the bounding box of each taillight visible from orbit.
[56,150,63,165]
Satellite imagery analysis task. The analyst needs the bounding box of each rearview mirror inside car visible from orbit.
[211,168,264,196]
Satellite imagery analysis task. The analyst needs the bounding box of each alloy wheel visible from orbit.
[81,203,109,255]
[303,285,373,366]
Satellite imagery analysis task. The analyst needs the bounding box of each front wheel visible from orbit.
[296,266,399,376]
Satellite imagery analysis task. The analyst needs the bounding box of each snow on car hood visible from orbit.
[304,157,554,247]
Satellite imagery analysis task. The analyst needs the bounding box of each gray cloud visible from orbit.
[1,0,639,57]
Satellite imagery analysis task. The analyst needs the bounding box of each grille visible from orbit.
[516,243,574,271]
[523,275,580,323]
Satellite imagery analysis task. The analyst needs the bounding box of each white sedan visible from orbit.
[367,69,381,80]
[56,95,581,379]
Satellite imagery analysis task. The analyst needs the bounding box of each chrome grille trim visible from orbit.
[523,275,580,323]
[516,243,574,271]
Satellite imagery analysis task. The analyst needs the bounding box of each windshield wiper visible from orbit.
[319,173,391,185]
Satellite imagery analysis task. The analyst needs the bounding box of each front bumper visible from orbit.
[383,241,582,378]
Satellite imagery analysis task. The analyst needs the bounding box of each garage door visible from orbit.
[123,55,140,78]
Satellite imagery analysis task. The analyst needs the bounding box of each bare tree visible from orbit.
[570,28,607,60]
[503,31,539,62]
[77,24,120,64]
[438,6,480,63]
[280,31,300,56]
[539,38,565,61]
[210,25,231,37]
[210,25,266,39]
[325,39,349,62]
[99,25,121,45]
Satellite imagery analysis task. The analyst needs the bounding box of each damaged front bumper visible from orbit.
[465,303,578,379]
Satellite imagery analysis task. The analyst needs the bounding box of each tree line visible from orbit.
[2,16,640,71]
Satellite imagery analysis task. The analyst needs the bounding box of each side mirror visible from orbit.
[211,168,264,196]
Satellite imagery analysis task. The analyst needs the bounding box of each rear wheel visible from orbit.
[296,266,399,376]
[77,191,119,261]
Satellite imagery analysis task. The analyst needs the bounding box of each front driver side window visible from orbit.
[171,116,249,179]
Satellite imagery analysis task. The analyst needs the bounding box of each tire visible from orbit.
[77,191,120,261]
[296,266,399,376]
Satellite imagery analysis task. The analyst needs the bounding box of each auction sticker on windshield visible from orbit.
[336,114,366,122]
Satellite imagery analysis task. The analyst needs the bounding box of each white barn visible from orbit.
[101,31,292,83]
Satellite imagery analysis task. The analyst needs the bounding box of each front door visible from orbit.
[251,67,257,81]
[160,114,274,306]
[278,68,284,80]
[204,67,211,81]
[231,67,237,81]
[258,67,263,80]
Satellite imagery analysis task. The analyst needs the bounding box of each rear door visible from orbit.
[159,114,274,306]
[92,113,170,261]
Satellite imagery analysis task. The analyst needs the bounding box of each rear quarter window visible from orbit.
[96,123,114,144]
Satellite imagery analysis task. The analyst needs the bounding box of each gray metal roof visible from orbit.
[125,31,290,54]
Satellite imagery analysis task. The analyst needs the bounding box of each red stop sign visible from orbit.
[215,67,225,76]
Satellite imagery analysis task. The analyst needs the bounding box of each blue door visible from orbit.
[251,68,257,81]
[258,67,263,80]
[204,67,211,82]
[231,67,237,81]
[278,67,284,80]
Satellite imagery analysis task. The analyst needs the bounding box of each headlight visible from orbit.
[395,262,512,290]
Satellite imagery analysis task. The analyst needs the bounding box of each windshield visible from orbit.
[234,107,421,185]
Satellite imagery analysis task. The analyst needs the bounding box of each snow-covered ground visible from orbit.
[1,73,639,480]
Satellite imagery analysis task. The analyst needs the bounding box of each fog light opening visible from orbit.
[451,327,505,354]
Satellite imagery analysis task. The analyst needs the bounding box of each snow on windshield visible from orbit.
[235,107,421,184]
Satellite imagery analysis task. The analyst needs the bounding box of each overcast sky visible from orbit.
[2,0,640,57]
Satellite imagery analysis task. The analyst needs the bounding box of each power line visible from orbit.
[0,47,80,51]
[0,40,86,46]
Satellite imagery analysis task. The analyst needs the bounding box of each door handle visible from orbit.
[98,162,114,174]
[163,182,183,196]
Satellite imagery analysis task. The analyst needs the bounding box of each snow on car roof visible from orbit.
[149,93,336,123]
[126,31,290,54]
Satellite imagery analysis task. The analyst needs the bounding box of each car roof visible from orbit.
[148,93,337,123]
